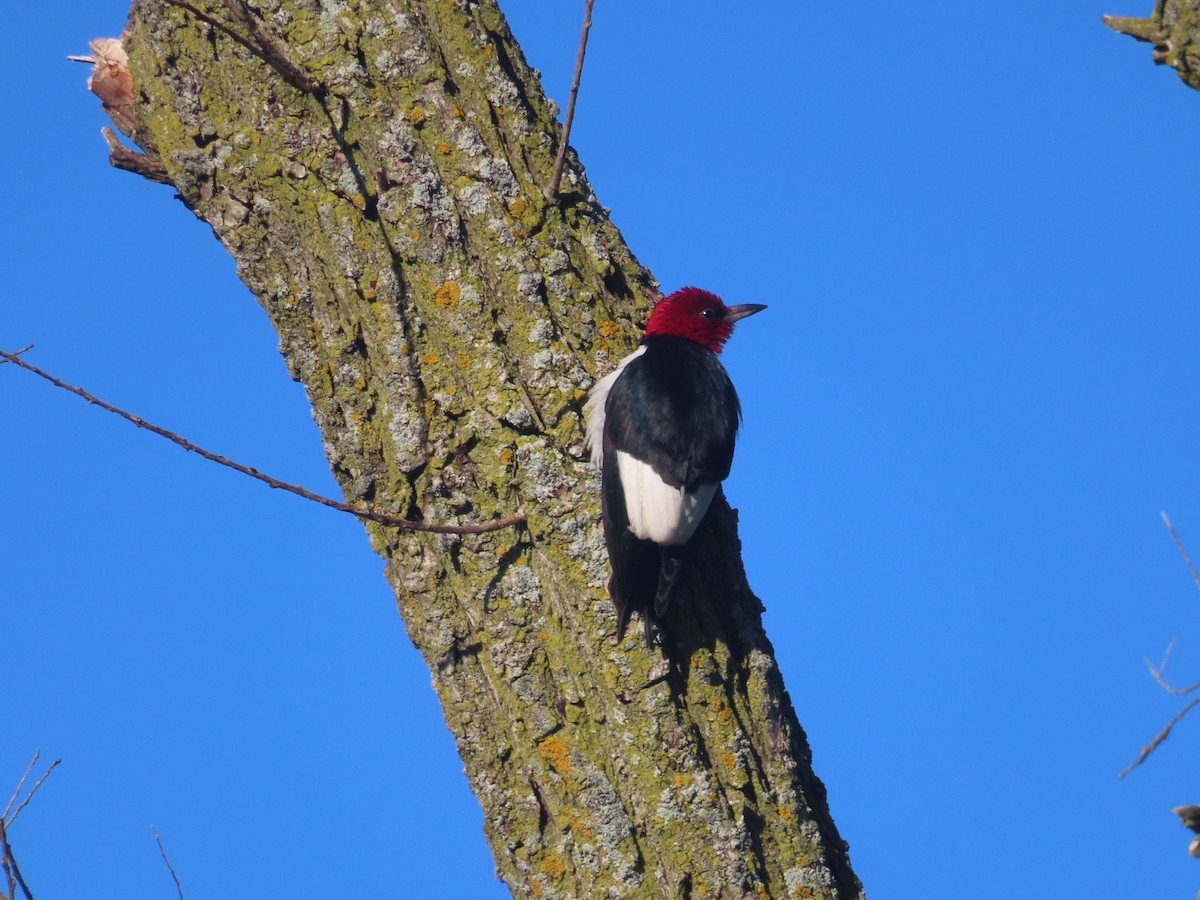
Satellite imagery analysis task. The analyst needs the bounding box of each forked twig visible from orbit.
[0,348,524,536]
[5,760,60,830]
[1145,636,1200,696]
[1121,514,1200,776]
[549,0,596,196]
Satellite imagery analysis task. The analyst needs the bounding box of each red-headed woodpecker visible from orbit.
[585,287,766,641]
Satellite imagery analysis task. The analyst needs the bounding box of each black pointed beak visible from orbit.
[727,303,767,323]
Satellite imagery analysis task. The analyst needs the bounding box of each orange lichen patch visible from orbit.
[530,879,543,897]
[565,808,594,842]
[713,698,734,726]
[406,105,427,125]
[435,280,461,307]
[455,351,472,369]
[672,773,690,788]
[539,856,566,879]
[420,351,440,366]
[597,320,620,338]
[508,197,528,218]
[779,805,793,821]
[452,103,466,118]
[538,736,574,779]
[572,389,587,401]
[436,140,452,154]
[398,341,411,355]
[500,448,514,465]
[719,749,737,770]
[483,44,495,55]
[409,228,420,241]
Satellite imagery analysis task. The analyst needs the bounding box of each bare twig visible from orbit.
[0,348,524,536]
[0,825,19,900]
[549,0,595,197]
[0,821,33,900]
[1162,511,1200,594]
[162,0,323,96]
[152,827,185,900]
[0,345,33,367]
[1,756,38,824]
[5,760,60,830]
[1120,695,1200,778]
[1145,637,1200,696]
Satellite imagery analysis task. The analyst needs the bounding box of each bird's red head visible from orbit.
[643,287,767,354]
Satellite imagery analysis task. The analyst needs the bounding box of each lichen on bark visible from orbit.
[1106,0,1200,90]
[111,0,862,895]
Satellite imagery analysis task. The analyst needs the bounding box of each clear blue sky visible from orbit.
[5,2,1200,897]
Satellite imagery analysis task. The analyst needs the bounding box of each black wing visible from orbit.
[602,336,740,491]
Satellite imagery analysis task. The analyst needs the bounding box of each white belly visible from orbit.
[616,451,716,546]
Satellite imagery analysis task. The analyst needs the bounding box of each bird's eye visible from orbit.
[700,307,719,319]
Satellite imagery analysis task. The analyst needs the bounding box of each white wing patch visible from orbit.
[616,451,717,546]
[583,345,647,468]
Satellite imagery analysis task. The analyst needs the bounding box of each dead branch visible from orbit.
[4,761,59,831]
[152,827,185,900]
[1120,695,1200,778]
[549,0,595,197]
[1163,511,1200,593]
[1145,637,1200,696]
[0,348,524,536]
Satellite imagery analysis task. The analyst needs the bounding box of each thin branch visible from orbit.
[0,820,12,900]
[0,821,34,900]
[103,127,172,185]
[1162,511,1200,594]
[1119,694,1200,778]
[152,827,185,900]
[0,348,524,536]
[0,345,33,367]
[549,0,595,197]
[1,756,37,824]
[1145,636,1200,696]
[4,761,60,830]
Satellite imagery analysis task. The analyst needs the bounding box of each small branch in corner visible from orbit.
[152,827,186,900]
[2,752,62,900]
[103,127,172,184]
[1119,513,1200,777]
[548,0,596,198]
[1119,695,1200,779]
[0,347,524,536]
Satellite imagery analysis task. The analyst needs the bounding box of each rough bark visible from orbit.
[1105,0,1200,90]
[104,1,862,896]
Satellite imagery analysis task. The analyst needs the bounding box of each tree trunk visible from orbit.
[1105,0,1200,90]
[105,1,861,896]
